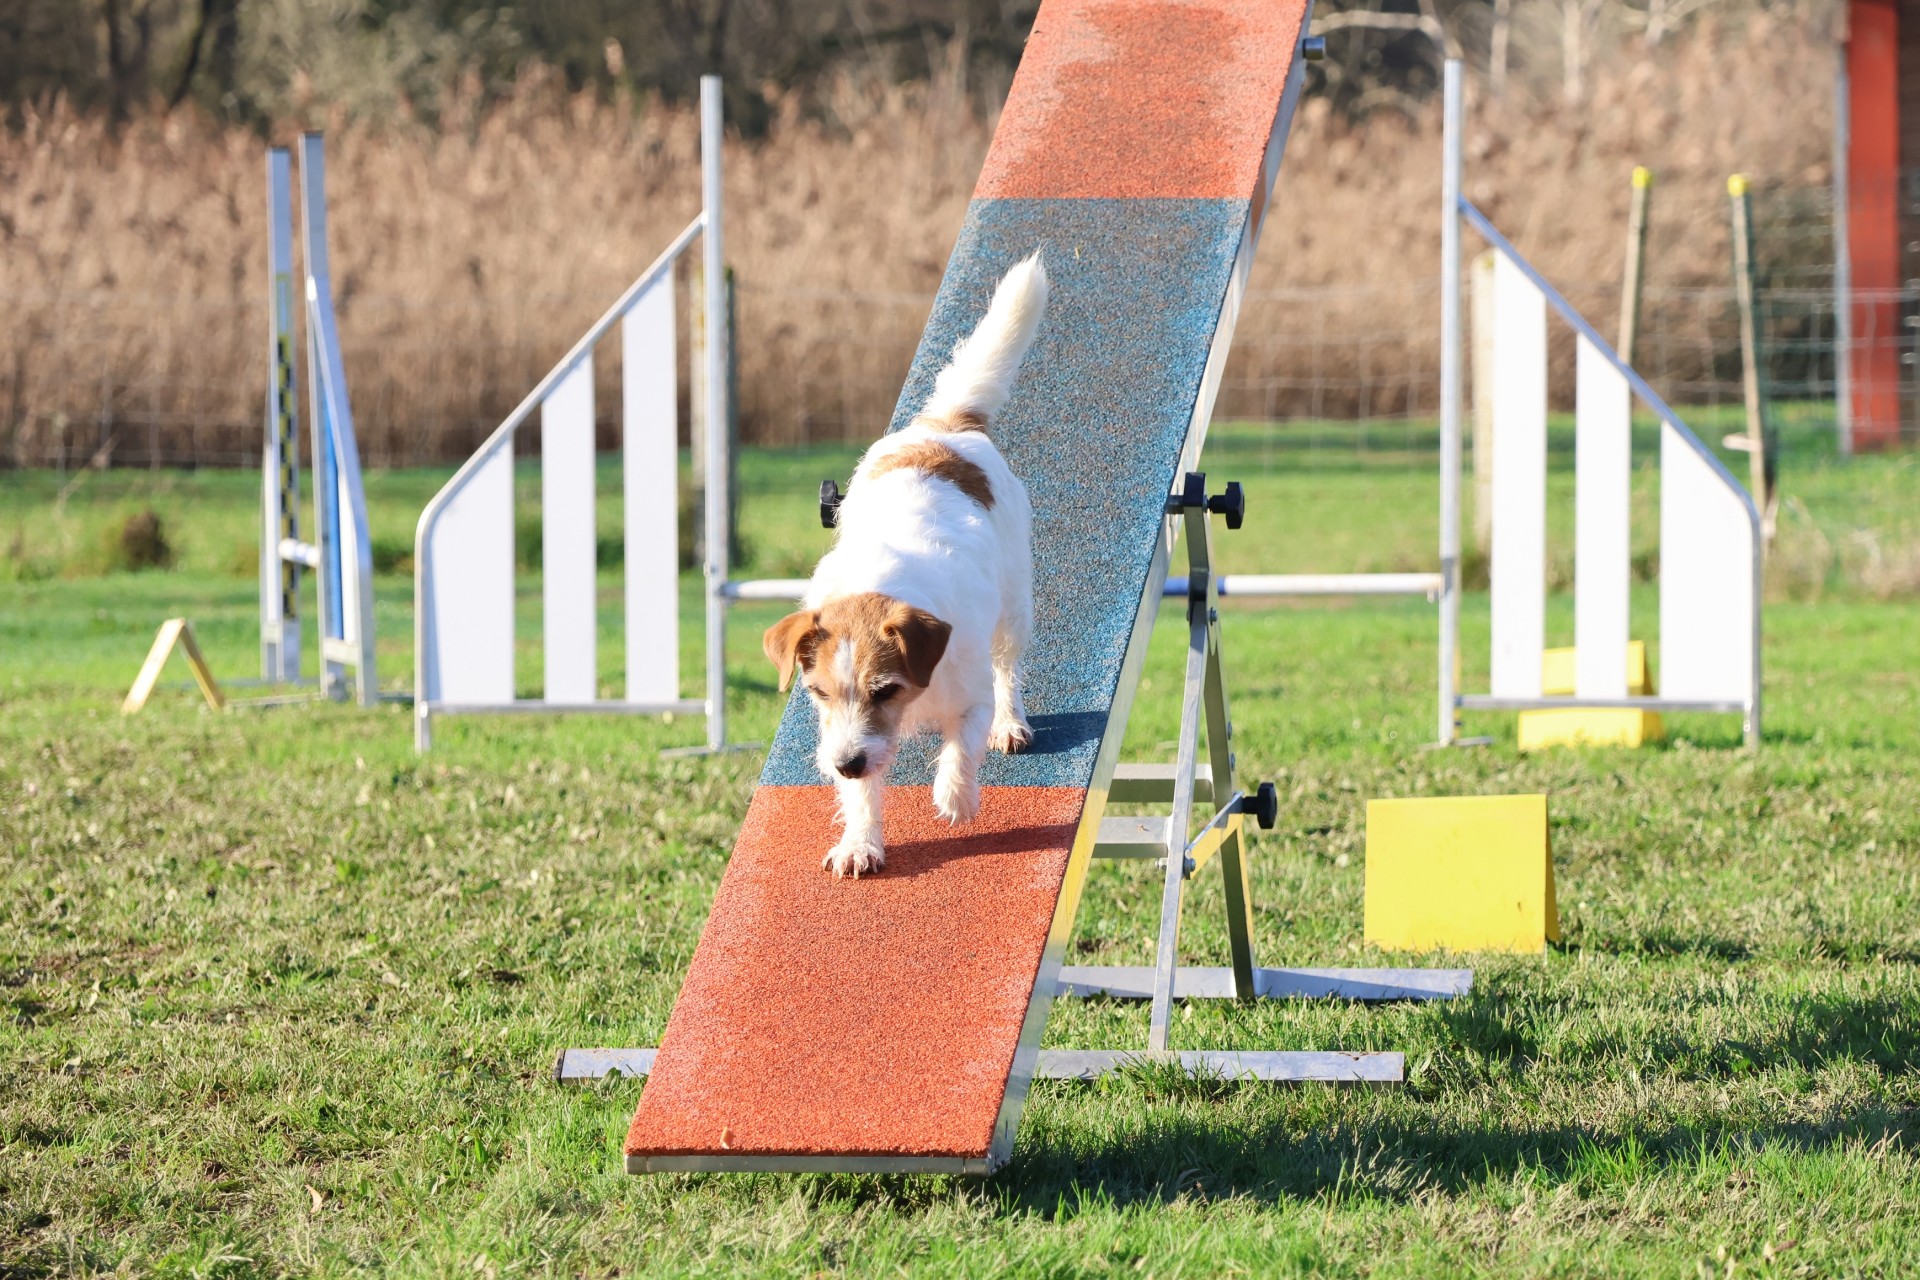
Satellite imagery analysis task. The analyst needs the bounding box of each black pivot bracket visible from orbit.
[1165,471,1246,530]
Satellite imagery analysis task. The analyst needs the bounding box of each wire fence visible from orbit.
[0,178,1892,473]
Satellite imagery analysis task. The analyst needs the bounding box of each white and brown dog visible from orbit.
[763,255,1048,878]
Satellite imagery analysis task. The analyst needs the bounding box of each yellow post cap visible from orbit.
[1728,173,1748,197]
[1632,165,1653,189]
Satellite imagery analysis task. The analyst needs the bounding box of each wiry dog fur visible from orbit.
[763,254,1047,877]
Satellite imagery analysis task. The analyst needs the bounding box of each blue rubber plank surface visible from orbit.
[760,197,1249,790]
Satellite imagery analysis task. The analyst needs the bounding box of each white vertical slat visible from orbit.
[338,463,364,646]
[1659,423,1755,701]
[624,277,680,704]
[1488,253,1547,699]
[425,447,514,703]
[1573,336,1632,698]
[543,359,598,704]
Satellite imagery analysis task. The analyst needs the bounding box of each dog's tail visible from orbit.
[920,253,1048,428]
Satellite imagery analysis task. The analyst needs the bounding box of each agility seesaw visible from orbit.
[558,0,1469,1176]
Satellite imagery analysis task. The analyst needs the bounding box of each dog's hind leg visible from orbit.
[934,703,992,825]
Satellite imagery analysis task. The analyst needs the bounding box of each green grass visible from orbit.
[3,431,1919,1276]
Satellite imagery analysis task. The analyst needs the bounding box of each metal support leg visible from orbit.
[1202,593,1258,997]
[1148,543,1209,1050]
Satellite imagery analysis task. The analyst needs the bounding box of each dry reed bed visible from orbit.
[0,18,1831,465]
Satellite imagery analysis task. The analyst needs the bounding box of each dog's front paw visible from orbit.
[989,715,1033,755]
[932,768,981,826]
[823,834,886,879]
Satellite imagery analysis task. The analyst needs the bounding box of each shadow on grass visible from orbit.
[1568,928,1756,961]
[992,1104,1920,1214]
[971,988,1920,1210]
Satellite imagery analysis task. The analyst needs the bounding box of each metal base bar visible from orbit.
[1057,965,1472,1002]
[1459,694,1746,713]
[1037,1049,1403,1082]
[427,699,707,717]
[559,1046,1401,1088]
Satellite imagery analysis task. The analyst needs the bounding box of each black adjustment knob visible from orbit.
[1208,480,1246,530]
[1251,781,1279,830]
[819,480,843,529]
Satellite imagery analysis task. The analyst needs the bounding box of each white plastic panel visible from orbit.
[542,359,598,704]
[1573,336,1631,698]
[337,462,366,646]
[1488,252,1547,699]
[1659,423,1755,701]
[425,446,514,703]
[624,278,680,704]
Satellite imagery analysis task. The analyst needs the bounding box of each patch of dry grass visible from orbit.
[1,16,1836,464]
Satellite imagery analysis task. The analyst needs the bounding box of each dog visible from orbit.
[762,255,1048,878]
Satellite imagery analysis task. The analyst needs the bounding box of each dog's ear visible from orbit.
[762,610,821,691]
[885,605,951,688]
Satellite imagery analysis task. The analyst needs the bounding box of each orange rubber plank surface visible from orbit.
[974,0,1309,201]
[625,785,1085,1160]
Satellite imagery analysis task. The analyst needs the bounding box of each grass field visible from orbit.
[3,432,1919,1277]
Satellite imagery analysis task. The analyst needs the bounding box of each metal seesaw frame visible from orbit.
[555,472,1470,1094]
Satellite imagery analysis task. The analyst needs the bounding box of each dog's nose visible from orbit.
[836,753,867,779]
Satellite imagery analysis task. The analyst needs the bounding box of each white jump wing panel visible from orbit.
[1659,423,1756,702]
[1489,253,1547,699]
[542,360,598,705]
[424,447,514,703]
[1573,336,1631,698]
[624,279,680,705]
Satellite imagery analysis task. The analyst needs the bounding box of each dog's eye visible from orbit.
[870,684,900,704]
[802,683,823,699]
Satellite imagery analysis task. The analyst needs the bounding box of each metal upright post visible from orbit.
[701,77,730,752]
[1833,41,1854,457]
[1437,59,1464,746]
[1619,166,1652,366]
[299,136,344,701]
[298,132,378,707]
[1150,497,1213,1053]
[262,147,302,684]
[1196,519,1256,998]
[1729,174,1774,544]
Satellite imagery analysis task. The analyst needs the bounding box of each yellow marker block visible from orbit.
[123,618,225,714]
[1518,641,1665,750]
[1365,794,1557,954]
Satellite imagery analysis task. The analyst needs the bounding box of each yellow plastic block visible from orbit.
[1519,642,1664,750]
[1517,708,1660,750]
[1364,794,1558,954]
[1538,642,1654,697]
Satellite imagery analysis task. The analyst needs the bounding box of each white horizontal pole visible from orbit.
[721,578,811,601]
[723,573,1445,606]
[277,537,321,569]
[1173,573,1443,599]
